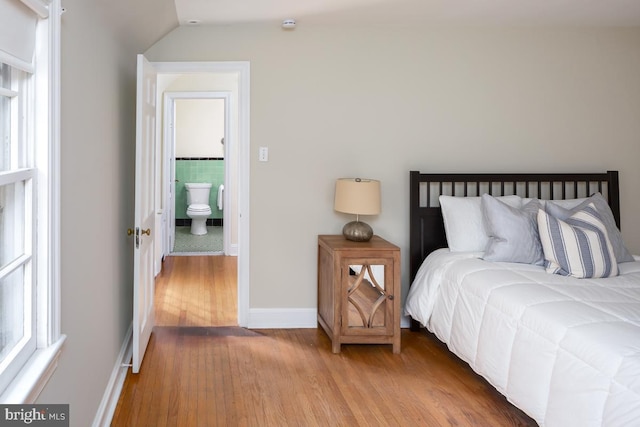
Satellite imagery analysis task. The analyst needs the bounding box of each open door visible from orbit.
[132,54,157,373]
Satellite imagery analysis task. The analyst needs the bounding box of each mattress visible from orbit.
[404,249,640,426]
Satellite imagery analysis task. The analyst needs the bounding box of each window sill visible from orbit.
[0,335,67,403]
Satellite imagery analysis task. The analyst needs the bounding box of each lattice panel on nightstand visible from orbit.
[347,265,388,328]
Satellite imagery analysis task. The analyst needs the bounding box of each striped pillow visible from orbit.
[537,203,618,278]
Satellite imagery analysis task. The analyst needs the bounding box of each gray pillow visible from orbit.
[545,193,634,263]
[481,194,544,265]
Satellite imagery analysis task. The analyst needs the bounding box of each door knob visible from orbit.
[127,228,150,236]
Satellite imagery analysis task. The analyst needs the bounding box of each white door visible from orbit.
[132,54,157,373]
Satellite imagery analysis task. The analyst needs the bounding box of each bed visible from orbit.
[404,171,640,427]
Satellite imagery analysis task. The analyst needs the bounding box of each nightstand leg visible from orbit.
[393,327,401,353]
[332,341,341,354]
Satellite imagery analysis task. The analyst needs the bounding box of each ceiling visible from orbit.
[174,0,640,27]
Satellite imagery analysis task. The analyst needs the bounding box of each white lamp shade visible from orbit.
[334,178,381,215]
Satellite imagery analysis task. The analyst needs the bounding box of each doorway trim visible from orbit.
[164,91,232,256]
[153,61,250,327]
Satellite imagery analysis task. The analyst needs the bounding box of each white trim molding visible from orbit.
[246,309,414,329]
[248,308,318,329]
[21,0,50,18]
[0,336,65,403]
[92,325,133,427]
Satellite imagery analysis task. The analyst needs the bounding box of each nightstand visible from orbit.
[317,235,401,353]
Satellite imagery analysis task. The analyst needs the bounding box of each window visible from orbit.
[0,0,64,402]
[0,61,37,394]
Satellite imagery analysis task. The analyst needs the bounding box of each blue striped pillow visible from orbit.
[537,203,618,278]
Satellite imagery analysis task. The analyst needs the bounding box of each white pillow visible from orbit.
[440,194,522,252]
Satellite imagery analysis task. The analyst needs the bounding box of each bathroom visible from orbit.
[173,97,225,254]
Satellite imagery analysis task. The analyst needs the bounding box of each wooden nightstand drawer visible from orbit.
[317,235,401,353]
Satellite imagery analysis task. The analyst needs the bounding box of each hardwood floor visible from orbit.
[112,256,536,426]
[154,255,237,327]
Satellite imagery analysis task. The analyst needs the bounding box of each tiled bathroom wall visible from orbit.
[175,159,224,220]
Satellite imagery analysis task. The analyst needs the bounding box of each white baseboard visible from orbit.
[401,315,411,329]
[246,309,413,329]
[92,324,132,427]
[227,243,238,256]
[247,308,317,329]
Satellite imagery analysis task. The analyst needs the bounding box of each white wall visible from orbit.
[176,98,225,158]
[146,24,640,311]
[34,0,176,424]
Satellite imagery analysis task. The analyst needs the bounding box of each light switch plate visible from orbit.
[259,146,269,162]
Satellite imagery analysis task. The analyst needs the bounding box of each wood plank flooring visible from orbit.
[154,255,237,327]
[112,256,536,426]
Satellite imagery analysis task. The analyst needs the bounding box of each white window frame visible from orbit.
[0,0,65,403]
[0,53,38,397]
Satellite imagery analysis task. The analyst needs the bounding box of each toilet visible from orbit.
[185,183,213,235]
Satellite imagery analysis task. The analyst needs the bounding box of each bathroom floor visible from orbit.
[173,226,223,254]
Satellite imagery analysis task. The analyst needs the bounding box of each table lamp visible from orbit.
[334,178,381,242]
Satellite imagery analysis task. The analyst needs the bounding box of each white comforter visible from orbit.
[404,249,640,427]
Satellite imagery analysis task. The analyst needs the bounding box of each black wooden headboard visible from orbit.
[409,171,621,285]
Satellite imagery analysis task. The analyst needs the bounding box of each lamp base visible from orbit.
[342,221,373,242]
